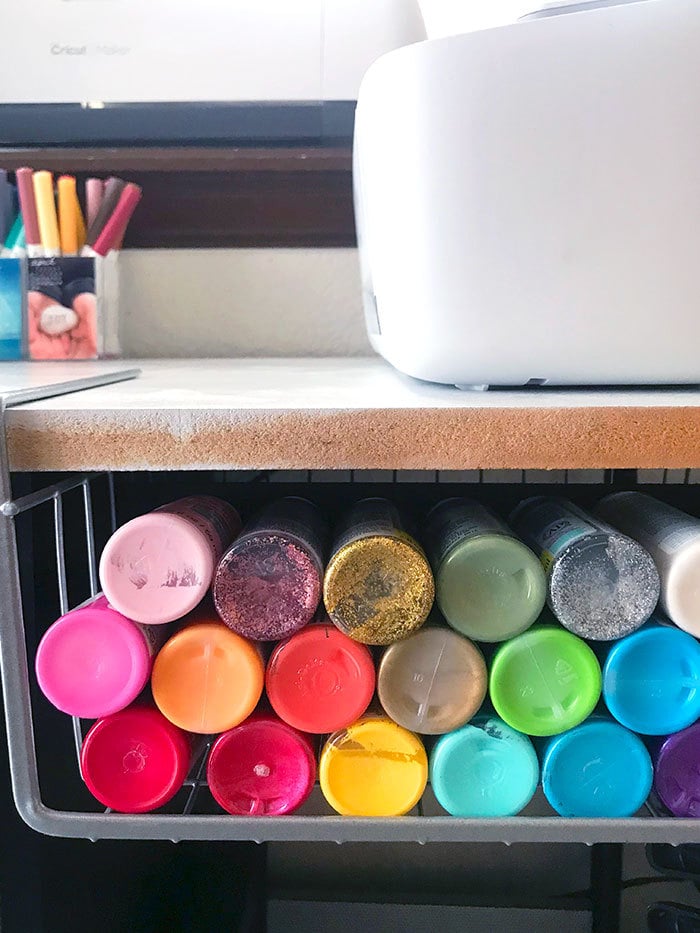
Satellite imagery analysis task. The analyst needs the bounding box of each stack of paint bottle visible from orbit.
[32,488,700,821]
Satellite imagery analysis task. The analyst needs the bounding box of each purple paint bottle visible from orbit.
[213,497,326,641]
[653,722,700,817]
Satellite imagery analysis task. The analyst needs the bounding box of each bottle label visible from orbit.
[598,492,700,557]
[330,498,422,558]
[157,496,242,562]
[511,498,599,573]
[239,497,327,565]
[424,499,511,568]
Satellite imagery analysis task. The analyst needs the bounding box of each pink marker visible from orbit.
[89,183,142,257]
[207,714,316,816]
[85,178,104,230]
[15,167,42,258]
[99,496,242,625]
[35,596,167,718]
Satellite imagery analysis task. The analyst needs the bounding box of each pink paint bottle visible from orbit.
[81,706,190,813]
[35,596,166,718]
[207,714,316,816]
[99,496,242,624]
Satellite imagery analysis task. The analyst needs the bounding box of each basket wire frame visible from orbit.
[1,396,700,841]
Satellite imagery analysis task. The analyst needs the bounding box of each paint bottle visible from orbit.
[489,624,602,737]
[100,496,242,624]
[652,723,700,817]
[424,498,546,642]
[266,620,375,734]
[151,607,264,734]
[596,491,700,636]
[213,497,325,641]
[319,715,428,816]
[35,596,167,718]
[602,617,700,735]
[540,717,653,817]
[377,626,486,734]
[80,707,190,813]
[510,497,659,640]
[430,715,539,817]
[323,498,434,645]
[207,714,316,816]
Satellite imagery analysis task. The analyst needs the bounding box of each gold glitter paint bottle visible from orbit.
[323,498,434,645]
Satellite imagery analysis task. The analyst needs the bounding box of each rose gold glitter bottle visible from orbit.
[378,625,487,734]
[323,499,434,645]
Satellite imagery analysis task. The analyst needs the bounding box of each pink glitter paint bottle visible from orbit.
[100,496,242,625]
[213,497,326,641]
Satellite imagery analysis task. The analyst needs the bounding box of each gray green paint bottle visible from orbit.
[423,498,546,643]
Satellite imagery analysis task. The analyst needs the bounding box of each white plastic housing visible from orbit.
[354,0,700,386]
[0,0,425,105]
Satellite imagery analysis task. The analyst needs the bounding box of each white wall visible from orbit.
[119,248,372,358]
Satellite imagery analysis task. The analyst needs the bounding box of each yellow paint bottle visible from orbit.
[319,714,428,816]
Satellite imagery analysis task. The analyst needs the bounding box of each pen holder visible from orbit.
[0,258,25,361]
[26,253,120,361]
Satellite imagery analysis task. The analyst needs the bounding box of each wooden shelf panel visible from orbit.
[5,358,700,472]
[0,147,355,248]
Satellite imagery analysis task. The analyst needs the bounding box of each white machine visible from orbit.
[354,0,700,387]
[0,0,425,144]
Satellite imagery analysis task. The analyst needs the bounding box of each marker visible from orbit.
[85,177,104,229]
[57,175,79,256]
[0,170,12,247]
[85,176,126,248]
[0,215,25,257]
[32,171,60,257]
[15,168,42,258]
[89,182,142,256]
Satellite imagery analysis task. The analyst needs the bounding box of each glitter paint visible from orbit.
[213,497,325,641]
[99,496,242,625]
[424,498,546,642]
[510,496,660,641]
[378,626,487,734]
[319,715,428,816]
[323,499,434,646]
[596,492,700,636]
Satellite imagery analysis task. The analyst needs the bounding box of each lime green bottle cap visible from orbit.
[437,534,546,642]
[489,625,602,737]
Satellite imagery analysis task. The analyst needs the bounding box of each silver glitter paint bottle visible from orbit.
[510,497,660,641]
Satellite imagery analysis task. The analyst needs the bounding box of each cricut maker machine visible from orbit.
[354,0,700,387]
[0,0,425,144]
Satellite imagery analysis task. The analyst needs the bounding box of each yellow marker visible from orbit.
[32,171,60,257]
[319,715,428,816]
[57,175,80,256]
